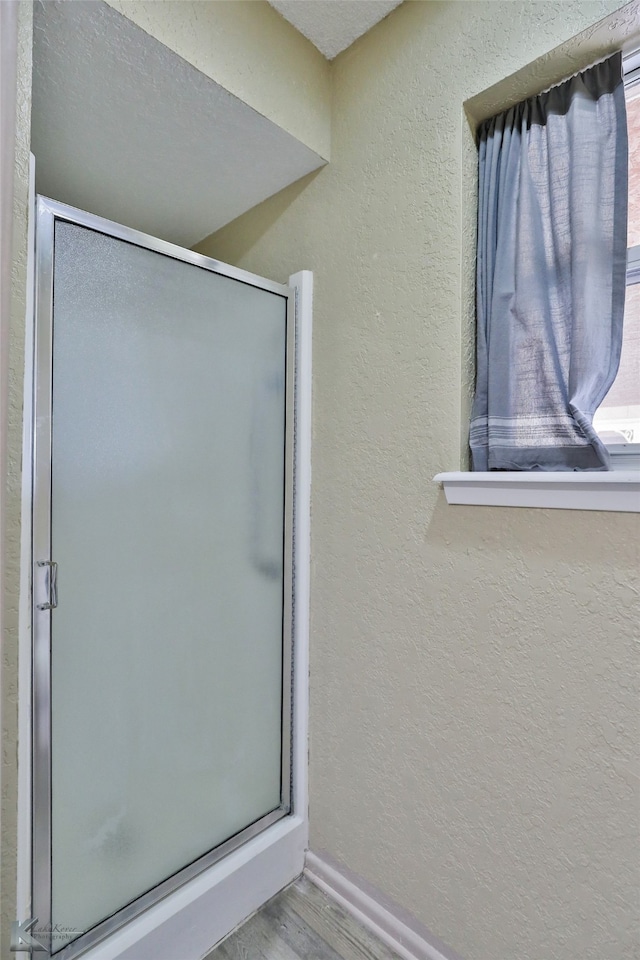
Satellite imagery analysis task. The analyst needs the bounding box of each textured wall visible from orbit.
[2,2,32,955]
[103,0,332,160]
[197,3,640,959]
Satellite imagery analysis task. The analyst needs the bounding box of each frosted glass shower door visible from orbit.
[32,198,294,958]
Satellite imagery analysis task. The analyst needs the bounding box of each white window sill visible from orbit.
[433,471,640,512]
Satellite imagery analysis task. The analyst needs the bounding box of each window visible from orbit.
[593,50,640,459]
[436,47,640,509]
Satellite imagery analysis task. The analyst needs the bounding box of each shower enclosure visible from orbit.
[30,197,308,960]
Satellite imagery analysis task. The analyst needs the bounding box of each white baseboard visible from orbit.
[304,851,463,960]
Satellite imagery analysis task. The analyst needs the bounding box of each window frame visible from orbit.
[600,49,640,468]
[605,230,639,468]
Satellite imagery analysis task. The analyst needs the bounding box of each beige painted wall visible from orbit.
[2,2,31,955]
[198,3,640,959]
[103,0,332,160]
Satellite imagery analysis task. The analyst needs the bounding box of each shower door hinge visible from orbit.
[36,559,58,610]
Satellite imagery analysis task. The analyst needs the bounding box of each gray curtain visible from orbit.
[470,53,628,471]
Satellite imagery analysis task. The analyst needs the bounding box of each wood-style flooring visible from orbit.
[205,875,403,960]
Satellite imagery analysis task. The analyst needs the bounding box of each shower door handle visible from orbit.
[37,560,58,610]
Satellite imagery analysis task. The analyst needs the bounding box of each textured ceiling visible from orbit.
[268,0,403,60]
[32,0,325,247]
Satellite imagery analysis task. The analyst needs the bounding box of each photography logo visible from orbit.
[10,918,46,953]
[11,918,84,953]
